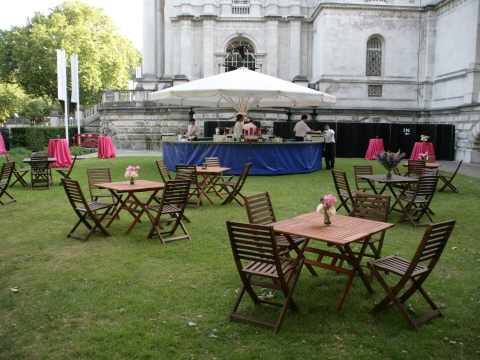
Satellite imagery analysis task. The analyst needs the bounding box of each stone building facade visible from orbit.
[95,0,480,163]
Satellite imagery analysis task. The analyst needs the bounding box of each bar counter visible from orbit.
[162,140,324,175]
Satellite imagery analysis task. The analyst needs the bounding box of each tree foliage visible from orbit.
[0,0,141,107]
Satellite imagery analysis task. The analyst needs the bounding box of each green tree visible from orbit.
[0,0,140,108]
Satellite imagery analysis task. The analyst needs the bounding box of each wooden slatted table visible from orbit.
[271,213,394,310]
[195,166,231,203]
[356,174,419,214]
[94,180,165,234]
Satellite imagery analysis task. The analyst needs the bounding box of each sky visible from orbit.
[0,0,143,51]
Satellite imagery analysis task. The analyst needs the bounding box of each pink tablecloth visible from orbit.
[98,137,116,159]
[365,139,384,160]
[0,135,5,155]
[47,139,72,167]
[410,142,435,160]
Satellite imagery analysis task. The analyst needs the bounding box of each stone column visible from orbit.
[266,17,280,77]
[203,18,215,77]
[179,16,194,79]
[143,0,157,77]
[288,18,302,81]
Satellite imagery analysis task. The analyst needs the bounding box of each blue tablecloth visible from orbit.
[162,141,323,175]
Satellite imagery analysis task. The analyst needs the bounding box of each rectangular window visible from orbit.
[368,85,382,97]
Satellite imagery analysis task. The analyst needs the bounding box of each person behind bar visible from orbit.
[186,119,201,139]
[322,123,336,169]
[243,118,257,133]
[293,115,320,141]
[233,114,244,136]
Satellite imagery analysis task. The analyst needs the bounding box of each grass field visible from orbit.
[1,155,479,359]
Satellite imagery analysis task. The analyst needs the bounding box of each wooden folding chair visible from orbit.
[176,165,203,209]
[154,167,193,223]
[331,169,365,214]
[220,162,252,206]
[30,157,52,190]
[407,160,426,179]
[396,175,439,227]
[244,191,308,257]
[350,193,391,261]
[353,165,383,193]
[226,221,304,333]
[426,156,436,163]
[87,167,123,219]
[438,160,462,193]
[156,159,172,183]
[5,154,30,187]
[368,220,456,330]
[62,178,114,242]
[0,161,17,205]
[55,155,78,185]
[145,179,192,244]
[204,157,233,194]
[32,151,50,157]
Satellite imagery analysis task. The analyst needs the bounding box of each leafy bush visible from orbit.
[0,147,32,169]
[10,126,82,150]
[69,146,96,156]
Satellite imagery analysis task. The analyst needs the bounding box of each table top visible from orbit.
[23,158,57,163]
[357,174,419,184]
[195,166,231,174]
[402,161,442,168]
[94,180,165,193]
[271,213,394,246]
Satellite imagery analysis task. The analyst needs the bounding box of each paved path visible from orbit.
[79,150,480,179]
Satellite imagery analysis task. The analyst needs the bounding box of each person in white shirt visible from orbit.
[233,114,244,136]
[186,120,201,139]
[293,115,320,141]
[322,123,336,169]
[242,118,257,134]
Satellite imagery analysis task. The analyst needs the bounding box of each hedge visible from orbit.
[10,126,83,151]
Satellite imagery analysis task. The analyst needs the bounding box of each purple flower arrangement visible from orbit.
[375,150,406,171]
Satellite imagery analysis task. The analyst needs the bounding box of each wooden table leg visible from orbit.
[125,189,161,234]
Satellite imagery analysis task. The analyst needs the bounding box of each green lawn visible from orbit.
[1,156,479,359]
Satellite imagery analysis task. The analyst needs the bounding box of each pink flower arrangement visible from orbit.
[317,194,337,215]
[125,165,140,180]
[419,152,428,160]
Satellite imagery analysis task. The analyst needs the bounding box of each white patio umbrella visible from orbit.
[149,68,336,114]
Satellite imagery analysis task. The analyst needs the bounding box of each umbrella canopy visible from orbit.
[149,68,336,115]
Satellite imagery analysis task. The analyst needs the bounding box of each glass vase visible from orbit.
[386,169,392,179]
[130,178,135,185]
[324,211,331,226]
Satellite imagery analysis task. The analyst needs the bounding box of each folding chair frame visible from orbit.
[0,161,17,205]
[368,220,456,330]
[146,179,192,244]
[220,162,252,206]
[56,155,78,185]
[226,221,304,333]
[331,169,365,215]
[5,154,30,187]
[438,160,462,193]
[62,178,114,242]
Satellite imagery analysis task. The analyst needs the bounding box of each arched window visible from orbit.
[366,37,382,76]
[224,38,256,71]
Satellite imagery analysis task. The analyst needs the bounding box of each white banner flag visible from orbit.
[70,55,79,103]
[56,49,67,101]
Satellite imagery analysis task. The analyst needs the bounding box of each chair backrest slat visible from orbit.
[244,191,276,225]
[351,193,390,222]
[332,169,352,194]
[204,157,221,167]
[176,165,199,184]
[353,165,373,190]
[158,179,191,207]
[156,159,172,182]
[408,220,456,273]
[414,176,439,197]
[408,160,426,178]
[1,161,14,183]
